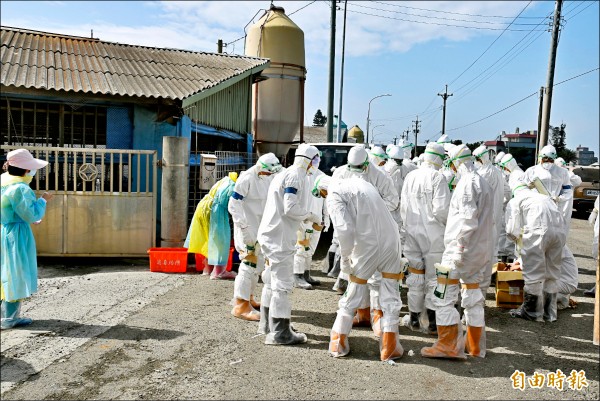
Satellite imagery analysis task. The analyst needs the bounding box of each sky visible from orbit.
[1,0,598,153]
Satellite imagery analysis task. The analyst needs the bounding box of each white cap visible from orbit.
[494,151,506,164]
[473,145,490,163]
[387,146,404,160]
[554,157,567,167]
[437,134,451,144]
[348,146,369,166]
[540,145,557,160]
[448,144,472,169]
[295,144,319,160]
[257,153,282,173]
[313,174,332,193]
[499,153,519,172]
[423,142,445,168]
[7,149,48,170]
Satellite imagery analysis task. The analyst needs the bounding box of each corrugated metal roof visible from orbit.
[0,26,269,101]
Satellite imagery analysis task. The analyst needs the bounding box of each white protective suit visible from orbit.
[257,144,321,345]
[229,153,281,321]
[384,145,412,240]
[473,145,506,286]
[324,178,405,361]
[292,169,330,287]
[556,246,579,310]
[498,153,525,259]
[554,157,582,232]
[368,145,388,168]
[523,145,573,225]
[422,144,494,360]
[400,142,451,334]
[505,183,566,322]
[332,146,400,332]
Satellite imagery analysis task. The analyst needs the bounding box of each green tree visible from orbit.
[313,109,327,127]
[559,148,577,164]
[550,123,567,154]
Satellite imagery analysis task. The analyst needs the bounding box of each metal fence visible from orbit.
[187,151,257,224]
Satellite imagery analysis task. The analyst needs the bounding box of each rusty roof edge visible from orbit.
[182,62,270,108]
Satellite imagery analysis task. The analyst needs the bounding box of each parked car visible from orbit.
[570,164,600,216]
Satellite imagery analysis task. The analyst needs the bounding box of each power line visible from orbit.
[447,1,535,87]
[371,0,549,19]
[350,2,544,26]
[289,0,318,16]
[446,66,599,132]
[342,6,545,32]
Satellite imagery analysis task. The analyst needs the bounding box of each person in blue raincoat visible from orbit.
[207,172,238,280]
[1,149,53,330]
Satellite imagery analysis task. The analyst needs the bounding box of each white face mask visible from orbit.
[26,169,37,177]
[541,162,553,170]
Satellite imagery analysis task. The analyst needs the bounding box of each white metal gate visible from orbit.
[1,145,157,256]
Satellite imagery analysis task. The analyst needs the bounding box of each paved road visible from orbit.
[1,217,598,400]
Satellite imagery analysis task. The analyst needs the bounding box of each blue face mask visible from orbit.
[26,169,37,177]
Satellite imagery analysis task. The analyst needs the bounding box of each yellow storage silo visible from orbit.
[245,5,306,158]
[348,125,364,143]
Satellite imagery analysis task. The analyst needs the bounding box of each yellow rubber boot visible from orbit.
[352,307,371,327]
[231,298,260,321]
[249,295,260,310]
[380,331,404,361]
[329,330,350,358]
[421,324,465,359]
[371,309,383,337]
[465,326,483,357]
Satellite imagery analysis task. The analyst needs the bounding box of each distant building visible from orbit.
[484,129,538,168]
[576,145,598,166]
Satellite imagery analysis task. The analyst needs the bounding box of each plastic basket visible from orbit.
[195,253,207,272]
[148,247,188,273]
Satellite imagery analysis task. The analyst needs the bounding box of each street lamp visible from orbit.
[371,124,384,144]
[366,94,391,144]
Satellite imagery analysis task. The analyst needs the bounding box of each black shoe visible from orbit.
[409,312,420,330]
[265,318,307,345]
[304,270,321,286]
[257,306,270,335]
[543,292,557,322]
[293,273,313,290]
[584,285,596,297]
[510,293,539,321]
[426,309,437,335]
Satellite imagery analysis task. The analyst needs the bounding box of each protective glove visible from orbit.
[550,195,559,204]
[340,257,352,275]
[323,216,331,232]
[312,222,323,232]
[589,208,598,227]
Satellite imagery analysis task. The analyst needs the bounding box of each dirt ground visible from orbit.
[1,217,598,400]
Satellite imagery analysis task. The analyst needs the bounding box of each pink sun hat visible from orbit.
[7,149,48,170]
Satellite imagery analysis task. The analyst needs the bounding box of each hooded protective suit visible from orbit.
[523,145,573,224]
[257,144,321,345]
[368,145,388,168]
[292,168,330,289]
[505,182,566,322]
[553,157,582,232]
[400,142,451,334]
[324,178,405,361]
[473,145,506,284]
[422,144,494,359]
[497,153,524,259]
[229,153,281,321]
[332,146,400,332]
[556,246,579,310]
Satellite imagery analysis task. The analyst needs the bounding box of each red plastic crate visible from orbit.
[148,247,188,273]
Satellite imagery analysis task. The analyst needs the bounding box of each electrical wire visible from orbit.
[371,0,549,19]
[350,2,544,26]
[447,1,535,87]
[446,66,599,132]
[342,6,545,32]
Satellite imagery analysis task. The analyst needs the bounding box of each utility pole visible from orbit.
[393,137,398,145]
[438,84,453,138]
[326,1,337,142]
[336,0,348,143]
[412,116,420,157]
[535,86,544,161]
[538,0,563,151]
[217,39,223,53]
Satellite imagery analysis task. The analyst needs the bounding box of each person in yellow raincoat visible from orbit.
[184,172,238,279]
